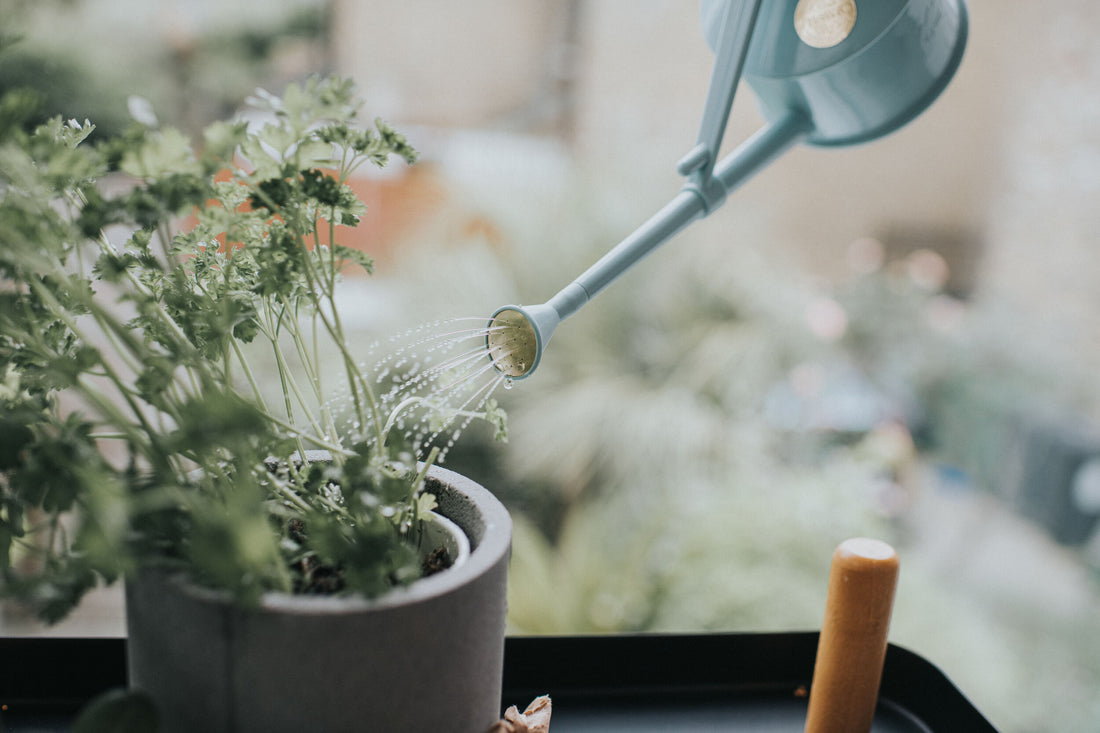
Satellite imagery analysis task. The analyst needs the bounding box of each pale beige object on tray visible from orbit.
[488,695,552,733]
[804,538,900,733]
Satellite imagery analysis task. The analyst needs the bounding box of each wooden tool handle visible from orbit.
[804,538,900,733]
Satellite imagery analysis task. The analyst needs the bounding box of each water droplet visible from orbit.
[503,378,514,390]
[321,316,510,463]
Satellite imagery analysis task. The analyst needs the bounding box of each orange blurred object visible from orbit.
[804,538,900,733]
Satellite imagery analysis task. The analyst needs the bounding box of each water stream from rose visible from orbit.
[326,317,514,463]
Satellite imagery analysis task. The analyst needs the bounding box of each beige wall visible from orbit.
[977,0,1100,367]
[331,0,567,128]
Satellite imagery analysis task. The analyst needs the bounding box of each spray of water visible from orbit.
[326,317,515,463]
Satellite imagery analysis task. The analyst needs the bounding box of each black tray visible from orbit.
[0,632,996,732]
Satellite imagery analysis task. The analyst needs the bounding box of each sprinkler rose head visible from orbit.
[485,307,539,379]
[485,303,562,379]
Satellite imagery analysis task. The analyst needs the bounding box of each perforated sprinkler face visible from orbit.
[486,308,538,378]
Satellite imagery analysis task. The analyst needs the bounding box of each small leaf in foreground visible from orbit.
[73,688,160,733]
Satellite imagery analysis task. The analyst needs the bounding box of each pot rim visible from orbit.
[140,464,511,615]
[419,509,471,571]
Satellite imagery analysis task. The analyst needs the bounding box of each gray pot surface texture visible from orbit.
[125,465,512,733]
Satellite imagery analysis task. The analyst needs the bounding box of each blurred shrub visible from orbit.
[351,162,1100,731]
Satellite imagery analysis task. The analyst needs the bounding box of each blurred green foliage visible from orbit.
[0,48,130,139]
[0,0,330,140]
[367,174,1100,732]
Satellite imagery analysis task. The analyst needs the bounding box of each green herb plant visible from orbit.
[0,76,502,623]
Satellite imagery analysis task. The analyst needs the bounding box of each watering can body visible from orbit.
[703,0,968,147]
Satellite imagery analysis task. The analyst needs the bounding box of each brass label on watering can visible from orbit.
[794,0,858,48]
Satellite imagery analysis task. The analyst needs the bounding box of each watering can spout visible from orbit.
[485,111,810,381]
[485,303,560,379]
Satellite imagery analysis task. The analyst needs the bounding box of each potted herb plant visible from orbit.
[0,76,511,732]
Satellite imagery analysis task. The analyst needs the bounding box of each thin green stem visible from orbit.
[264,414,354,457]
[276,293,322,403]
[295,229,385,451]
[273,480,312,513]
[157,222,177,266]
[327,211,339,291]
[408,446,441,526]
[380,396,425,448]
[230,339,270,413]
[260,300,328,446]
[27,281,159,448]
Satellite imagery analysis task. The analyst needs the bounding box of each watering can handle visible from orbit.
[679,0,764,207]
[686,0,763,170]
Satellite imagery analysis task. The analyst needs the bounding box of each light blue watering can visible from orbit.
[487,0,968,379]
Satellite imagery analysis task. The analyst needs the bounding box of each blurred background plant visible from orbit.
[372,183,1100,731]
[0,0,330,140]
[3,1,1099,730]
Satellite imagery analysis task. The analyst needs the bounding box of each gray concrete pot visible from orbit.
[125,465,511,733]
